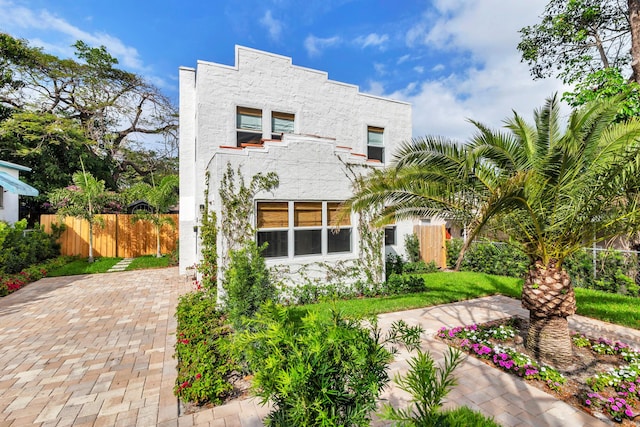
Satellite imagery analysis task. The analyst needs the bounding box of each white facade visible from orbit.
[0,160,38,224]
[179,46,416,280]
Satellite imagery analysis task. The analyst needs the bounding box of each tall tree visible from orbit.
[48,169,118,263]
[518,0,632,84]
[348,96,640,366]
[0,33,178,184]
[127,174,179,257]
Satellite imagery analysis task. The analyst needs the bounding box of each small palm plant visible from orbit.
[48,168,117,263]
[128,174,178,257]
[380,347,463,426]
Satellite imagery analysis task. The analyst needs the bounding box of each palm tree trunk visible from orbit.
[521,260,576,367]
[156,224,162,258]
[88,222,94,263]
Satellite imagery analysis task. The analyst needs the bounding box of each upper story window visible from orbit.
[237,107,263,146]
[367,126,384,162]
[271,112,295,140]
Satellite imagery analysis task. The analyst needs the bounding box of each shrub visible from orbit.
[235,303,423,427]
[386,253,405,275]
[223,241,277,328]
[173,291,235,405]
[0,220,61,274]
[382,273,426,295]
[0,256,71,296]
[405,233,421,263]
[404,260,439,274]
[380,347,464,426]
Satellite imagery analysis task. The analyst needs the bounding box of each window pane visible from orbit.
[327,202,350,226]
[272,112,294,133]
[294,229,322,255]
[258,230,288,258]
[368,146,384,162]
[367,127,384,146]
[237,131,262,145]
[384,226,396,246]
[294,202,322,227]
[257,202,288,228]
[237,107,262,130]
[328,228,351,253]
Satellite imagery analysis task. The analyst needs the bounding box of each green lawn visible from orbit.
[47,257,122,276]
[47,254,172,276]
[293,271,640,330]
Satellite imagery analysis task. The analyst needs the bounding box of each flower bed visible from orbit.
[437,318,640,425]
[0,256,71,296]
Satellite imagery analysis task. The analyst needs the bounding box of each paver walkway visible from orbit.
[0,268,192,427]
[0,268,638,426]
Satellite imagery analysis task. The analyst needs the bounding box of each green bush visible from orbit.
[380,347,463,425]
[0,220,61,274]
[223,241,277,328]
[405,233,421,263]
[235,303,423,427]
[386,253,405,275]
[382,274,426,295]
[0,256,71,296]
[173,291,235,405]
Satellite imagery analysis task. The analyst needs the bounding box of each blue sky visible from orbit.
[0,0,567,141]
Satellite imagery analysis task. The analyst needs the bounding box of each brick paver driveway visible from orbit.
[0,267,191,427]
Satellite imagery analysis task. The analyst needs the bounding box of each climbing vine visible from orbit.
[197,171,218,294]
[218,162,279,277]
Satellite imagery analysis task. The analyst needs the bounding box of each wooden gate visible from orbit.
[413,223,447,269]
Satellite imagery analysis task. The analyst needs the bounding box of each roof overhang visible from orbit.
[0,172,39,196]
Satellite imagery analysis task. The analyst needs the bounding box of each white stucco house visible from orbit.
[179,46,421,286]
[0,160,39,224]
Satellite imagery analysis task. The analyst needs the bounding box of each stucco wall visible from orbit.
[179,46,412,275]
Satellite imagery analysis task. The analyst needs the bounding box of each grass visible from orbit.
[126,255,172,270]
[47,257,122,276]
[293,271,640,330]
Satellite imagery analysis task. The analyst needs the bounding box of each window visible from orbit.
[256,201,352,258]
[271,112,294,140]
[384,226,396,246]
[367,126,384,162]
[237,107,262,146]
[257,202,288,257]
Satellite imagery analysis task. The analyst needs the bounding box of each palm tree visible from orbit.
[48,170,116,263]
[128,175,179,258]
[349,95,640,366]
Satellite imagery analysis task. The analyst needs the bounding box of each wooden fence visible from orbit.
[414,223,447,269]
[40,214,179,258]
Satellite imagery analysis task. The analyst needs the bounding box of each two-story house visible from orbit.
[179,46,416,287]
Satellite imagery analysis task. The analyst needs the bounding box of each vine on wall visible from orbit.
[218,162,279,278]
[197,171,218,294]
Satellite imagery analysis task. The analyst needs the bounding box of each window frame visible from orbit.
[256,200,353,258]
[271,111,295,140]
[237,107,263,146]
[367,126,385,163]
[384,226,396,246]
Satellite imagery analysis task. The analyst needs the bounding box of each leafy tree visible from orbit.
[348,95,640,367]
[48,169,118,262]
[0,110,115,222]
[0,33,177,185]
[127,174,179,257]
[518,0,631,85]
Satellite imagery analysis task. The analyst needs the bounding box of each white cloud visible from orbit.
[304,34,340,57]
[355,33,389,49]
[389,0,570,140]
[413,66,424,74]
[0,0,145,71]
[260,10,282,41]
[374,62,386,75]
[397,54,411,64]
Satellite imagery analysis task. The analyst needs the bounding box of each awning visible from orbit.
[0,171,39,196]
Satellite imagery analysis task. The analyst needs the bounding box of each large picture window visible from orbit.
[237,107,263,146]
[367,126,384,162]
[256,201,352,258]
